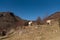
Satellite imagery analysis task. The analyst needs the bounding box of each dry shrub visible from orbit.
[36,17,43,25]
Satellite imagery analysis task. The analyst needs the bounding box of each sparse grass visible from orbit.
[1,21,60,40]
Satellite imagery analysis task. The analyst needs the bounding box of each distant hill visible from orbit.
[0,12,24,33]
[43,12,60,22]
[48,12,60,19]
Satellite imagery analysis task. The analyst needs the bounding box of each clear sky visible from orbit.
[0,0,60,20]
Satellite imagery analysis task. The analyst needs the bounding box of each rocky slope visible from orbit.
[0,12,24,34]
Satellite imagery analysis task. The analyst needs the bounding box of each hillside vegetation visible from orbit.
[0,12,60,40]
[0,21,60,40]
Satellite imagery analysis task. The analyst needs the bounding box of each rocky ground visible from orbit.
[0,21,60,40]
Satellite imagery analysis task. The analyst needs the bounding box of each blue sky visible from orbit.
[0,0,60,20]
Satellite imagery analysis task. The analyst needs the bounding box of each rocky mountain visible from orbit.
[43,12,60,22]
[48,12,60,19]
[0,12,24,33]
